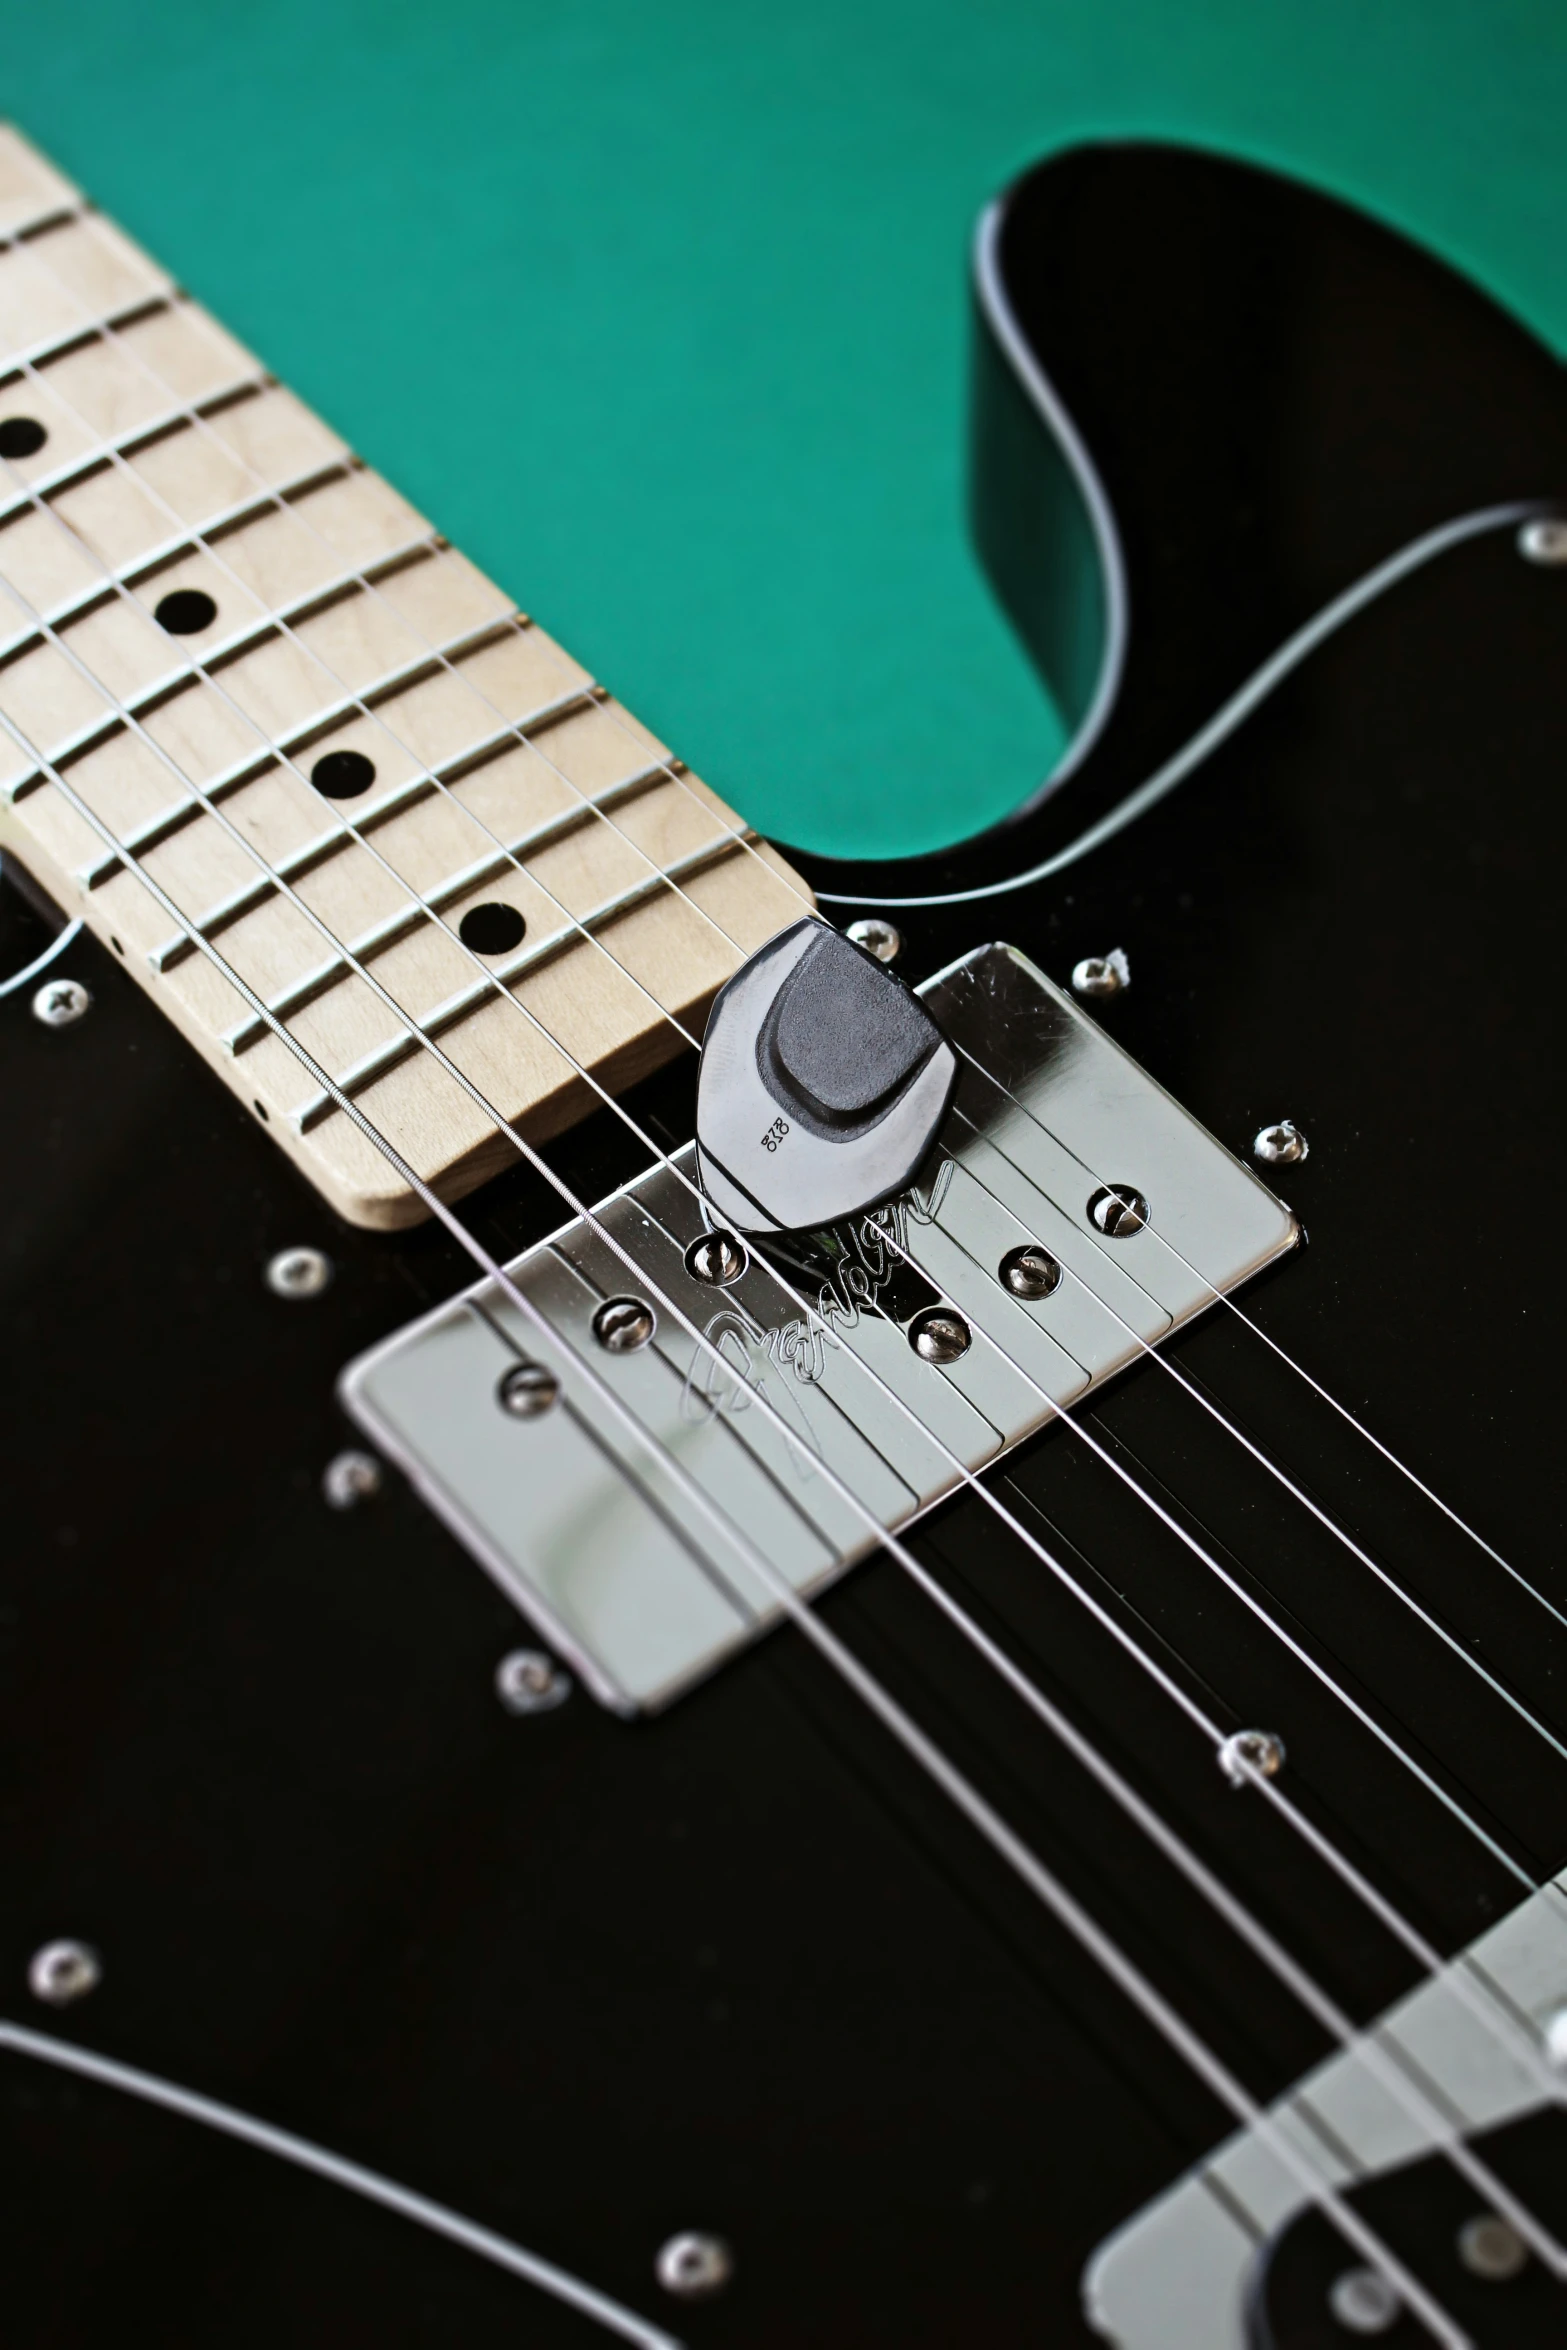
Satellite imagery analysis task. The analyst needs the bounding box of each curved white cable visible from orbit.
[0,2022,684,2349]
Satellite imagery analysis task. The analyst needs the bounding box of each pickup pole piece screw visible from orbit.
[1088,1185,1149,1237]
[323,1449,381,1508]
[655,2231,734,2299]
[1254,1120,1308,1167]
[1219,1729,1286,1786]
[498,1361,560,1418]
[594,1296,656,1352]
[1000,1244,1062,1300]
[1072,949,1129,1000]
[1518,518,1567,566]
[31,977,90,1027]
[846,916,902,963]
[29,1939,101,2006]
[686,1231,747,1287]
[909,1306,972,1364]
[496,1649,572,1714]
[1327,2266,1400,2332]
[1456,2212,1527,2280]
[266,1246,332,1299]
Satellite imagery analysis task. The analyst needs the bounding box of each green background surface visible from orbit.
[4,2,1563,857]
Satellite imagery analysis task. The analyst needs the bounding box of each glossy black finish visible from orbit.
[3,145,1565,2345]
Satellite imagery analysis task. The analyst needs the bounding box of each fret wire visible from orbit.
[6,146,1559,2180]
[6,233,1559,1964]
[0,690,1525,2331]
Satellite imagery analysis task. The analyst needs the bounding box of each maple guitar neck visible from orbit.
[0,126,812,1229]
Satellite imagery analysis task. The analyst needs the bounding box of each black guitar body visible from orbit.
[4,145,1564,2346]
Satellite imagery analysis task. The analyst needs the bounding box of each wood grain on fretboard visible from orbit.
[0,126,812,1227]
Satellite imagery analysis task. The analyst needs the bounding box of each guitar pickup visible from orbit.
[338,944,1299,1713]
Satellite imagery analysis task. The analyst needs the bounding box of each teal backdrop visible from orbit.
[4,2,1563,857]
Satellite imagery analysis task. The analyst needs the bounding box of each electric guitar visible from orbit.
[3,125,1565,2346]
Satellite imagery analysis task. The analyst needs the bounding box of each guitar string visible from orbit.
[4,650,1559,2294]
[0,903,81,994]
[7,456,1567,2190]
[0,746,1481,2346]
[8,255,1561,1744]
[6,233,1559,2256]
[0,2023,685,2349]
[4,206,1543,1649]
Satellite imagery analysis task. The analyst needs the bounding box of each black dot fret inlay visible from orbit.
[155,588,218,635]
[459,902,527,956]
[0,416,47,459]
[312,749,376,800]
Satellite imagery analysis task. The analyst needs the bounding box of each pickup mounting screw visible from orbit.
[29,1939,101,2006]
[1072,949,1128,1000]
[1519,518,1567,566]
[498,1361,559,1418]
[323,1449,381,1508]
[496,1649,572,1714]
[594,1296,655,1352]
[1219,1729,1286,1786]
[266,1245,331,1299]
[1327,2266,1400,2332]
[1000,1245,1062,1300]
[686,1231,747,1287]
[1254,1120,1308,1167]
[31,977,90,1027]
[909,1306,971,1364]
[1088,1185,1148,1237]
[846,917,902,963]
[1457,2213,1527,2280]
[655,2231,734,2300]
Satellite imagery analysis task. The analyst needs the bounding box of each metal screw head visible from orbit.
[1254,1120,1308,1167]
[1000,1244,1062,1300]
[655,2231,734,2300]
[266,1245,332,1299]
[31,977,91,1027]
[1518,517,1567,566]
[846,916,902,964]
[1072,948,1128,1000]
[685,1230,747,1287]
[1088,1184,1149,1238]
[1218,1728,1286,1787]
[497,1361,560,1418]
[909,1306,972,1364]
[28,1938,101,2006]
[322,1449,381,1509]
[593,1295,656,1352]
[495,1648,572,1714]
[1457,2212,1527,2280]
[1327,2266,1400,2332]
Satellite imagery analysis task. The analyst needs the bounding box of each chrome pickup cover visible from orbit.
[339,944,1298,1712]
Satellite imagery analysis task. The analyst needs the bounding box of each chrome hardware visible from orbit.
[30,976,90,1027]
[1071,949,1128,999]
[322,1449,381,1508]
[909,1306,972,1364]
[1518,517,1567,565]
[497,1361,560,1418]
[1328,2266,1400,2332]
[495,1649,572,1714]
[593,1296,656,1352]
[28,1939,101,2006]
[685,1231,747,1287]
[1254,1119,1308,1166]
[1088,1184,1149,1237]
[1456,2212,1527,2280]
[266,1245,332,1299]
[845,915,903,963]
[1218,1728,1286,1786]
[655,2231,734,2299]
[999,1244,1061,1299]
[1544,2005,1567,2068]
